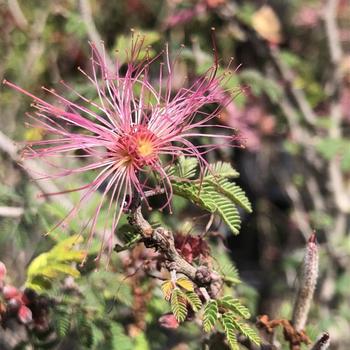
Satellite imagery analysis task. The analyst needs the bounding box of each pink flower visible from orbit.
[4,39,239,259]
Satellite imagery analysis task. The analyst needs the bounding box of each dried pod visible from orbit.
[292,233,319,331]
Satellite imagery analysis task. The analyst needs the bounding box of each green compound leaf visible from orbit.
[109,323,134,350]
[171,181,216,212]
[172,156,199,179]
[204,187,242,235]
[170,289,188,323]
[204,162,240,179]
[26,235,85,292]
[218,296,251,319]
[53,308,71,338]
[220,313,239,350]
[206,177,252,213]
[203,300,219,332]
[230,317,261,346]
[184,291,202,312]
[171,159,252,235]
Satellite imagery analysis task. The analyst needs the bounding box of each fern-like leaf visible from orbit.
[205,162,239,179]
[176,277,194,292]
[161,280,174,301]
[218,296,251,319]
[203,300,219,332]
[172,182,216,212]
[221,313,240,350]
[230,317,261,346]
[109,323,134,350]
[177,156,199,179]
[207,178,252,213]
[184,291,202,312]
[54,309,71,338]
[170,289,188,322]
[205,187,242,235]
[171,159,252,235]
[26,235,84,291]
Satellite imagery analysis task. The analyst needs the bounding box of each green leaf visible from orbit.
[91,323,105,347]
[205,188,242,235]
[218,296,251,319]
[205,162,239,179]
[240,69,282,102]
[173,156,199,179]
[220,313,240,350]
[109,323,134,350]
[211,246,241,285]
[316,137,344,160]
[172,182,216,212]
[170,289,188,322]
[171,159,252,235]
[184,291,202,312]
[53,309,71,338]
[203,300,219,332]
[206,178,252,213]
[230,317,261,346]
[25,235,84,291]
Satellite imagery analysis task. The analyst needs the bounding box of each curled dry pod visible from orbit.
[292,233,319,331]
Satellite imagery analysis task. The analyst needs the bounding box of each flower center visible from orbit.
[116,126,158,168]
[137,137,154,157]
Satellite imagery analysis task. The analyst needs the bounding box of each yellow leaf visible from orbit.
[252,5,282,44]
[161,280,174,301]
[24,127,44,141]
[50,235,84,259]
[176,277,194,292]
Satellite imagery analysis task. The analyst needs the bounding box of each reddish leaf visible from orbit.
[174,234,210,263]
[159,313,180,329]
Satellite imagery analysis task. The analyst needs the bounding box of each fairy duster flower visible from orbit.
[4,38,239,258]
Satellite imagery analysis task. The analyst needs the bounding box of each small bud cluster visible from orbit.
[0,261,52,330]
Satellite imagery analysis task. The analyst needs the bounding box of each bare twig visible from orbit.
[0,206,24,218]
[324,0,342,65]
[310,332,330,350]
[78,0,114,71]
[0,130,73,210]
[270,48,318,126]
[128,206,222,295]
[323,0,350,213]
[7,0,28,30]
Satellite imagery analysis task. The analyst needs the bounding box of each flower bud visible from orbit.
[3,285,20,300]
[0,261,6,281]
[18,305,32,324]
